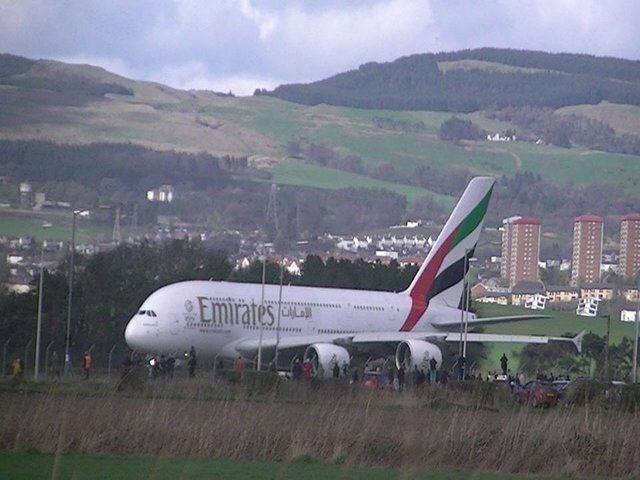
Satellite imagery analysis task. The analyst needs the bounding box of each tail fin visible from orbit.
[403,176,495,308]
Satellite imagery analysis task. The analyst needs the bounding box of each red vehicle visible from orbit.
[516,381,558,407]
[361,371,395,391]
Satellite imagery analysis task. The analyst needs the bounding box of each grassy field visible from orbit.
[475,303,637,372]
[1,378,638,479]
[0,211,111,242]
[557,101,640,136]
[272,159,453,206]
[0,451,586,480]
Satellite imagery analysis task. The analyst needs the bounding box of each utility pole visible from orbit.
[65,210,84,375]
[34,236,46,381]
[632,277,640,383]
[257,246,266,371]
[458,250,468,356]
[274,260,284,368]
[603,314,611,381]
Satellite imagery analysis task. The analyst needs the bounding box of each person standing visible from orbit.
[500,354,508,376]
[51,351,60,378]
[292,358,302,380]
[458,355,466,381]
[397,365,405,392]
[303,359,312,380]
[429,357,437,385]
[332,362,340,378]
[341,360,348,378]
[166,355,175,379]
[83,351,92,380]
[234,356,245,373]
[11,358,22,378]
[188,346,197,378]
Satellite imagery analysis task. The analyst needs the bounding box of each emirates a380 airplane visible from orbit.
[125,177,583,375]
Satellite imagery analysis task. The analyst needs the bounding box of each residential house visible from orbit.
[579,283,614,301]
[510,280,545,306]
[546,285,580,303]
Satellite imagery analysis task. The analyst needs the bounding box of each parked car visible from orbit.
[550,379,571,399]
[516,380,558,407]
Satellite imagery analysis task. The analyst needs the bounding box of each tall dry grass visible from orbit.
[1,376,640,477]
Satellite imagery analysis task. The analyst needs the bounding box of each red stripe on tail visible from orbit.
[399,227,459,332]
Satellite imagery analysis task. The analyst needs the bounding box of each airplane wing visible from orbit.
[431,314,550,328]
[231,329,584,357]
[443,331,585,353]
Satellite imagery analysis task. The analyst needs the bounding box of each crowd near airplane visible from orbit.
[125,177,583,376]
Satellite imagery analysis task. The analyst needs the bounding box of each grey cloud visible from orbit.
[0,0,638,95]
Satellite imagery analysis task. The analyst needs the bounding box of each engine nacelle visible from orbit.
[395,340,442,372]
[304,343,350,378]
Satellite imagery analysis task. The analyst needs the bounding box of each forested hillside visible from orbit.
[263,48,640,112]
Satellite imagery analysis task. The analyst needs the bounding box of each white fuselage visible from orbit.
[124,280,462,358]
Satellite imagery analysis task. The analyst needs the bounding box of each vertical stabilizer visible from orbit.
[399,177,495,331]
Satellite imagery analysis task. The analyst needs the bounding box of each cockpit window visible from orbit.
[138,310,146,315]
[144,310,157,317]
[151,311,157,317]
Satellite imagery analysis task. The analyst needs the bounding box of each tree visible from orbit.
[438,117,485,142]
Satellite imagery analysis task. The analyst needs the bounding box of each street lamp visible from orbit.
[458,239,501,378]
[64,209,88,375]
[34,223,52,381]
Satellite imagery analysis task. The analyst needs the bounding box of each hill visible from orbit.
[264,48,640,112]
[1,50,640,239]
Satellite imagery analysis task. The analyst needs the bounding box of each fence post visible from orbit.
[107,344,117,378]
[2,338,10,376]
[44,342,54,380]
[24,338,33,376]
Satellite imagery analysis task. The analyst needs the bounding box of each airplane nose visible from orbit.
[125,318,142,349]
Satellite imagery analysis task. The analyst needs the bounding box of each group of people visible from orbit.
[145,346,197,379]
[291,358,315,380]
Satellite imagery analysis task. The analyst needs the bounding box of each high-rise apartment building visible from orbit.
[571,214,603,286]
[501,216,541,289]
[620,213,640,280]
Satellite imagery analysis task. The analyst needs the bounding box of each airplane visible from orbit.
[125,176,584,377]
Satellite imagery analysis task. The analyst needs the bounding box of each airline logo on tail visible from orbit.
[400,177,495,332]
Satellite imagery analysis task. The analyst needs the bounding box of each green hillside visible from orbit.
[476,303,636,372]
[1,51,640,207]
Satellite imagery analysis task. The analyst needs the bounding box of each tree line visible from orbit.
[487,107,640,155]
[262,49,640,113]
[0,241,419,364]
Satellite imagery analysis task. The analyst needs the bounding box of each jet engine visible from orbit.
[304,343,350,378]
[395,340,442,371]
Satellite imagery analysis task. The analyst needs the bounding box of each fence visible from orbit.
[0,339,129,380]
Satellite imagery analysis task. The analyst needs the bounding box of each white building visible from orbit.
[147,184,175,203]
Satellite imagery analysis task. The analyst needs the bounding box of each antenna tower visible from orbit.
[112,207,121,243]
[266,183,279,234]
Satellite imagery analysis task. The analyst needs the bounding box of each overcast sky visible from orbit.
[1,0,639,95]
